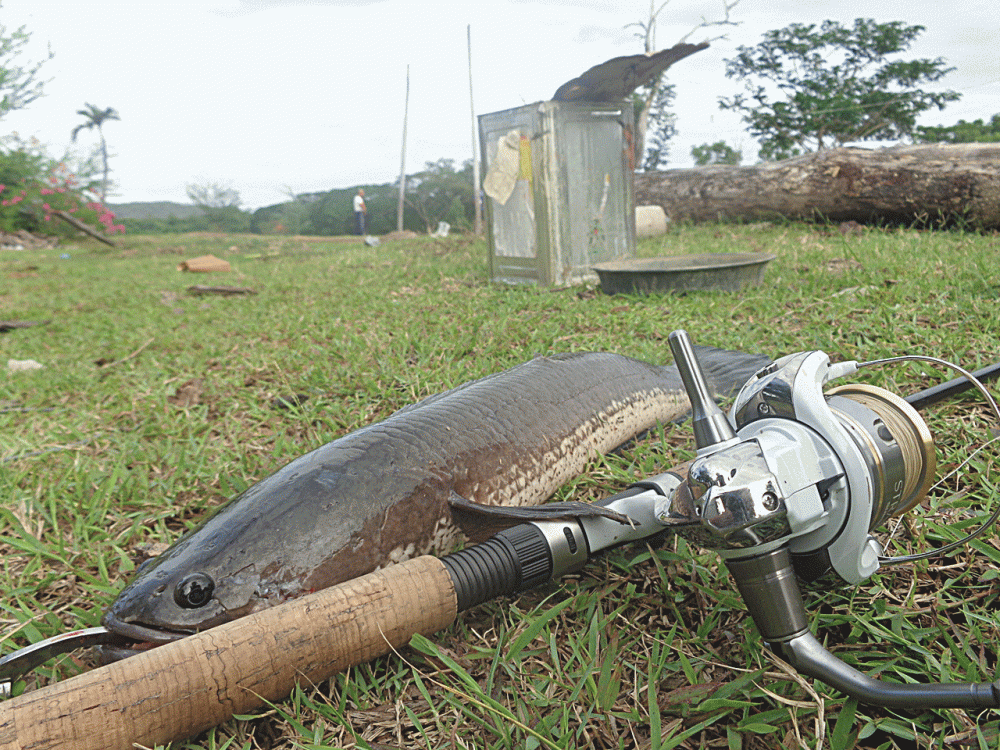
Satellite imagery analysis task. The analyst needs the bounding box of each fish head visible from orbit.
[100,458,365,655]
[101,527,265,647]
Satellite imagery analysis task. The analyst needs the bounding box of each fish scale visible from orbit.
[101,346,770,651]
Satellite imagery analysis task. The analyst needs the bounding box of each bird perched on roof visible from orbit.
[552,42,709,103]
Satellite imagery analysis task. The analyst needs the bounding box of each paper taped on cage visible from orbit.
[483,131,521,205]
[478,102,635,287]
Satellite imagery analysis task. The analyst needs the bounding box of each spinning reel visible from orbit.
[647,331,1000,708]
[440,330,1000,709]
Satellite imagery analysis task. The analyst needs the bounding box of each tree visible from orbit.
[0,134,122,237]
[71,103,120,201]
[0,20,53,120]
[720,19,961,161]
[626,0,741,168]
[296,185,414,236]
[691,141,742,166]
[274,186,314,235]
[186,181,249,233]
[304,189,356,236]
[916,113,1000,144]
[404,158,474,232]
[632,83,676,170]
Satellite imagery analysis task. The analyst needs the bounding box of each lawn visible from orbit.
[1,223,998,749]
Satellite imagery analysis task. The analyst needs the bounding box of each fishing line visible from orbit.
[852,354,1000,565]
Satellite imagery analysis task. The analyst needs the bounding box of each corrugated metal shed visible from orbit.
[478,43,708,286]
[479,100,635,286]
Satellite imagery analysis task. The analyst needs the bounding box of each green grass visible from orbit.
[1,224,998,749]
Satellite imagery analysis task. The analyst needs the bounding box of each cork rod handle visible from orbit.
[0,555,457,750]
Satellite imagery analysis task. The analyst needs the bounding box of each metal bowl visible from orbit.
[591,253,777,295]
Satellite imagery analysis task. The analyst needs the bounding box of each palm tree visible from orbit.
[71,103,120,202]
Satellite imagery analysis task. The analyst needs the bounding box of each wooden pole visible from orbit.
[396,64,410,233]
[468,25,482,236]
[0,556,457,750]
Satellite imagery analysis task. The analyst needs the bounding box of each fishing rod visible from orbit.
[2,332,999,749]
[904,359,1000,410]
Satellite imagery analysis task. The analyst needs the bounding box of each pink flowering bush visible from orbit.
[0,137,125,236]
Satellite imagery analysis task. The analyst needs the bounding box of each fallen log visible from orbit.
[53,210,117,247]
[634,144,1000,229]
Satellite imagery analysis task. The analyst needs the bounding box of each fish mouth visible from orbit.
[0,625,142,686]
[99,611,192,663]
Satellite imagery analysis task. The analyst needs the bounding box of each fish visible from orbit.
[101,346,770,653]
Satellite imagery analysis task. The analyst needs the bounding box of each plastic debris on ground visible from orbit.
[7,359,45,372]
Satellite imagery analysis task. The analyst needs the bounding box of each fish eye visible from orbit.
[174,573,215,609]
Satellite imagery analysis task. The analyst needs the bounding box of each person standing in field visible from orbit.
[353,188,367,235]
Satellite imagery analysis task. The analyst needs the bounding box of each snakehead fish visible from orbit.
[101,347,769,653]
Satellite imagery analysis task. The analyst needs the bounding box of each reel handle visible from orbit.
[668,330,737,451]
[726,548,1000,709]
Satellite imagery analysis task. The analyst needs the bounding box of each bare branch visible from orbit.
[678,0,743,44]
[624,1,675,53]
[629,0,742,166]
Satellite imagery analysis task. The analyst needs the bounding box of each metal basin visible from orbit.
[591,253,777,295]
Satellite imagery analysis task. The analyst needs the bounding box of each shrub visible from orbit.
[0,135,124,236]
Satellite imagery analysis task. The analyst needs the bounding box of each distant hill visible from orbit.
[108,201,203,220]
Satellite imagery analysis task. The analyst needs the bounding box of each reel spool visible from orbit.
[825,383,936,531]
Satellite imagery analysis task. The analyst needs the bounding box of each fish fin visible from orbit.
[448,491,632,544]
[689,345,771,398]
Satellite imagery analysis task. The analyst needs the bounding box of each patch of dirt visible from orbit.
[168,378,204,408]
[825,257,863,274]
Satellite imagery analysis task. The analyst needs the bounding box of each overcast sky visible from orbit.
[2,0,997,210]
